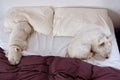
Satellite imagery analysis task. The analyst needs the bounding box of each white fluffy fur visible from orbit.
[67,26,112,60]
[5,22,32,65]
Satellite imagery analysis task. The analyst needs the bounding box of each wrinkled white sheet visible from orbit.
[23,32,72,57]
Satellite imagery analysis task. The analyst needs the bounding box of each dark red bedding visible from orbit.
[0,48,120,80]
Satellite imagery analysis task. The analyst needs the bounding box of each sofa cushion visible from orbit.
[53,7,113,36]
[4,6,53,35]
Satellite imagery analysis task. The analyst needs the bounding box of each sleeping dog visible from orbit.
[4,7,53,65]
[5,22,32,65]
[67,27,112,60]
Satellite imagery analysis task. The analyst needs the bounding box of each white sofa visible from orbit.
[2,7,120,69]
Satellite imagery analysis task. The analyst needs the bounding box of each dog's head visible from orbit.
[92,34,112,59]
[4,46,22,65]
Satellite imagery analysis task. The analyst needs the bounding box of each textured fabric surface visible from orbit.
[0,47,120,80]
[53,7,113,36]
[4,6,53,35]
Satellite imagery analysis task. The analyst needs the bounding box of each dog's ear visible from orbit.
[98,37,106,46]
[98,35,112,46]
[15,47,22,52]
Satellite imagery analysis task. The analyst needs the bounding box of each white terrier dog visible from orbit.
[5,22,32,65]
[4,7,53,65]
[67,28,112,60]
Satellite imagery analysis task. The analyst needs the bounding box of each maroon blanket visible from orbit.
[0,48,120,80]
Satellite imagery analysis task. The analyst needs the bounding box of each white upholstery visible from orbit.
[4,7,53,35]
[53,7,113,37]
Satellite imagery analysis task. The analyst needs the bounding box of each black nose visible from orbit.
[105,56,109,59]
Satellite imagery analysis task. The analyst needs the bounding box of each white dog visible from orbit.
[67,28,112,60]
[5,22,32,65]
[4,7,53,65]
